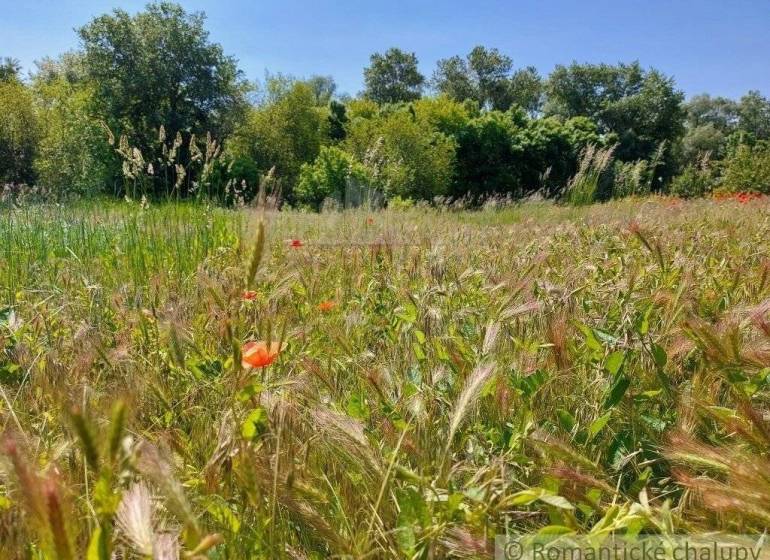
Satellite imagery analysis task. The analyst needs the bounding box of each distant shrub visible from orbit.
[387,195,415,210]
[610,160,653,198]
[0,79,39,184]
[344,107,456,201]
[296,146,371,210]
[34,78,114,195]
[669,156,715,198]
[227,81,328,199]
[721,142,770,194]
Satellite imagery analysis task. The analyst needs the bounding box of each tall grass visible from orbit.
[1,195,770,557]
[566,144,615,205]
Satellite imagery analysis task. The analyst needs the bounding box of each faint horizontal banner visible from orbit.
[495,534,770,560]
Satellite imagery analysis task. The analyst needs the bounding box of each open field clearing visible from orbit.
[2,196,770,557]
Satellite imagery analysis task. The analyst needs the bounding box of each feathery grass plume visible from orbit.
[309,407,383,477]
[666,431,770,527]
[136,442,200,539]
[116,483,155,556]
[444,362,496,458]
[482,321,501,355]
[566,144,616,206]
[187,533,224,556]
[167,321,186,368]
[439,527,491,558]
[153,533,180,560]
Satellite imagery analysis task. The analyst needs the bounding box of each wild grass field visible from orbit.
[2,196,770,559]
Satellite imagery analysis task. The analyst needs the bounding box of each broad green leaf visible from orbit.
[603,376,630,409]
[604,351,625,376]
[651,343,667,368]
[588,412,612,438]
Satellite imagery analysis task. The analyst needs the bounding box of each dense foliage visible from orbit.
[2,2,770,205]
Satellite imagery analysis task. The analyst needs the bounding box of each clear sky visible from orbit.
[2,0,769,100]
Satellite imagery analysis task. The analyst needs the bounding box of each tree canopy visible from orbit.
[363,48,425,103]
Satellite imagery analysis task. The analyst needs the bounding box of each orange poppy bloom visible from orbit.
[366,216,374,225]
[241,340,282,368]
[243,290,258,300]
[318,300,336,312]
[290,239,303,248]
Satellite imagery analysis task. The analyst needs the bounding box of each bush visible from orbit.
[0,79,39,184]
[669,156,715,198]
[720,142,770,193]
[296,146,370,209]
[344,107,456,201]
[387,195,415,210]
[34,77,114,195]
[227,81,328,199]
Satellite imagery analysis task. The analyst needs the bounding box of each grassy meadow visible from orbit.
[2,196,770,558]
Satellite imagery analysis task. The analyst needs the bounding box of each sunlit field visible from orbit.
[2,196,770,558]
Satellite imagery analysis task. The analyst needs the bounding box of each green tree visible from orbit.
[508,66,544,115]
[328,100,348,142]
[679,94,740,164]
[363,48,424,104]
[738,90,770,141]
[0,79,38,184]
[721,142,770,193]
[344,105,455,200]
[307,75,337,106]
[433,46,543,112]
[32,57,114,194]
[545,61,684,173]
[296,146,369,209]
[684,94,739,131]
[78,2,248,194]
[0,57,22,82]
[228,80,328,196]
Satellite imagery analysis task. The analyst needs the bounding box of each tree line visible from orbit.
[2,2,770,207]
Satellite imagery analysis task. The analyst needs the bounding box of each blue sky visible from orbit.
[2,0,769,99]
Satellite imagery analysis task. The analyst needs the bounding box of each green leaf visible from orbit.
[640,414,666,432]
[537,525,575,535]
[588,412,612,438]
[509,488,545,505]
[395,302,418,324]
[604,351,625,376]
[603,376,630,409]
[651,343,667,368]
[240,407,268,440]
[539,494,575,510]
[576,323,602,352]
[635,305,653,335]
[237,382,264,402]
[345,393,369,420]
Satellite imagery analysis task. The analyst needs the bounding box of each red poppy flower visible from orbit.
[241,341,282,368]
[318,300,336,312]
[290,239,303,248]
[243,290,258,301]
